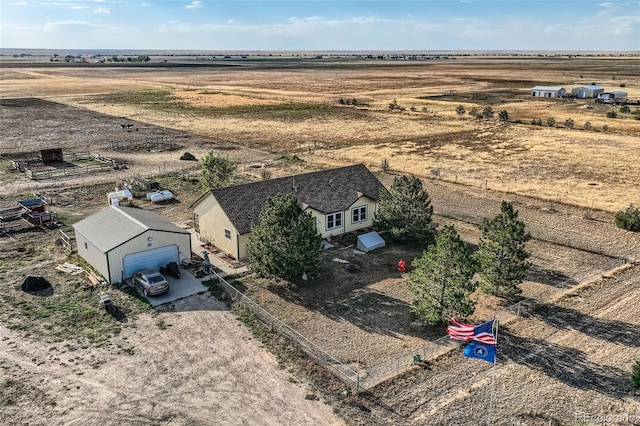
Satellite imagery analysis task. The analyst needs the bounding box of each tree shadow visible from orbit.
[265,264,442,340]
[526,265,577,288]
[527,303,640,347]
[500,328,633,397]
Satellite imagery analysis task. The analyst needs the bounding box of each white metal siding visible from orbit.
[122,245,178,278]
[107,230,191,283]
[74,230,110,282]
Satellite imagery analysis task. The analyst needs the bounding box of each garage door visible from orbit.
[122,245,178,279]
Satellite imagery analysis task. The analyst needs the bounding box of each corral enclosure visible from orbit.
[1,54,640,425]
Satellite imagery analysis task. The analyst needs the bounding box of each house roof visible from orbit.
[579,85,604,90]
[531,86,565,91]
[204,164,385,235]
[73,205,188,253]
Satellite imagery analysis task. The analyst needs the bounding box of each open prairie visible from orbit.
[1,56,640,425]
[1,56,639,211]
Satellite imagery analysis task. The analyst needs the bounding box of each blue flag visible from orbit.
[464,342,496,363]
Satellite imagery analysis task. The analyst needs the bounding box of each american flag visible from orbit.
[447,318,497,346]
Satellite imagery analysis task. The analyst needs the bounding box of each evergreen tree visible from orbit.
[407,225,477,324]
[200,152,236,191]
[482,106,494,119]
[247,194,323,282]
[456,104,466,115]
[498,110,509,122]
[373,174,435,245]
[565,118,575,129]
[632,358,640,389]
[475,201,531,299]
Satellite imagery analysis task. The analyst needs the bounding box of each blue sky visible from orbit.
[1,0,638,50]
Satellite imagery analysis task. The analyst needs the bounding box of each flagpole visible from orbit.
[487,317,498,426]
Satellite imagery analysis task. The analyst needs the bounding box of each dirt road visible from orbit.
[0,293,343,426]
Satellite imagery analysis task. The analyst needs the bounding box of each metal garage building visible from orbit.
[571,85,604,99]
[73,206,192,284]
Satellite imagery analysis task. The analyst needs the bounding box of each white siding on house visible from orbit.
[194,192,380,259]
[193,193,239,259]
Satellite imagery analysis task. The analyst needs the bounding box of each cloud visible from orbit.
[185,0,202,9]
[43,20,104,31]
[140,2,150,5]
[95,5,111,13]
[9,2,28,5]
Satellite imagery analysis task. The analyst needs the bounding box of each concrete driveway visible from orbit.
[130,270,209,307]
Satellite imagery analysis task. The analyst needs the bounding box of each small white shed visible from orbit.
[357,231,385,252]
[531,86,567,98]
[73,206,191,284]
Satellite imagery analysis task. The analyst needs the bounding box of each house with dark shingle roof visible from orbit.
[191,164,385,260]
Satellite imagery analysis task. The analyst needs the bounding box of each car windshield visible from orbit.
[148,275,165,284]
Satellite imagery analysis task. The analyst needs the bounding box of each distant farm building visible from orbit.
[571,85,604,99]
[531,86,567,98]
[596,91,628,104]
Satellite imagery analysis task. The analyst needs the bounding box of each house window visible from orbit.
[193,213,200,233]
[352,206,367,223]
[84,242,88,250]
[224,229,231,240]
[326,212,343,230]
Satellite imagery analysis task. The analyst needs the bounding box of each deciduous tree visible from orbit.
[407,225,476,324]
[475,201,531,299]
[374,174,435,245]
[247,194,323,282]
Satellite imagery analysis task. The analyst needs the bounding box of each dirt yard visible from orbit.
[1,56,640,425]
[0,293,342,426]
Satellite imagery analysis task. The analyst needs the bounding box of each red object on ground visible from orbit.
[398,259,406,272]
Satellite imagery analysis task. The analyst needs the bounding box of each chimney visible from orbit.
[329,178,332,186]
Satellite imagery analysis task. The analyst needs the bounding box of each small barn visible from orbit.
[571,85,604,99]
[73,206,192,284]
[531,86,566,98]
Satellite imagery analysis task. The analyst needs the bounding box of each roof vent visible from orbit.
[329,178,332,186]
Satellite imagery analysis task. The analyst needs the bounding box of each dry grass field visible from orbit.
[1,56,640,425]
[1,56,639,211]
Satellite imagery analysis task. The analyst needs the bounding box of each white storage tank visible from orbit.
[146,190,174,203]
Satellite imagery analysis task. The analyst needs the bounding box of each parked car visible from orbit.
[131,269,169,296]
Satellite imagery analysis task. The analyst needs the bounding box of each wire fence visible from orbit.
[357,253,630,389]
[213,273,361,390]
[211,249,631,392]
